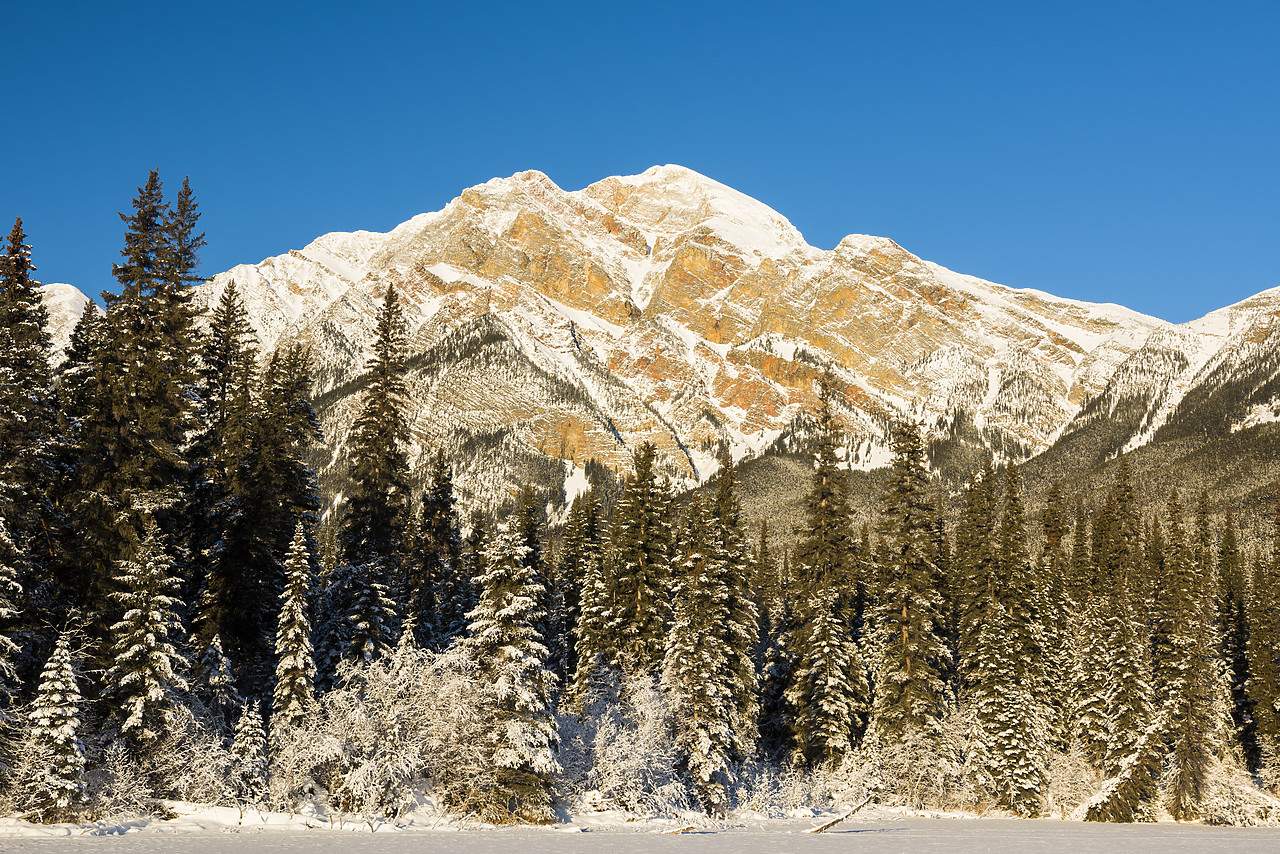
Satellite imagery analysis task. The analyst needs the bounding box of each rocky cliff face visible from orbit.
[42,166,1280,515]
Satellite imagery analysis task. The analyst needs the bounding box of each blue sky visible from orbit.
[4,1,1277,323]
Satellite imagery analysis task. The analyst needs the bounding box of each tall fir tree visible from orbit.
[328,286,410,668]
[0,514,22,749]
[465,526,559,822]
[273,523,316,730]
[663,497,741,815]
[230,701,269,805]
[1156,490,1228,821]
[1215,508,1253,765]
[605,442,672,678]
[870,420,950,747]
[786,379,866,764]
[1246,504,1280,783]
[556,491,600,682]
[952,457,997,692]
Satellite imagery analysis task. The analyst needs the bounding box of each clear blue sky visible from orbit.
[4,1,1277,323]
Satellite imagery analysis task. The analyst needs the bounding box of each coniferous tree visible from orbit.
[570,506,613,703]
[403,451,466,647]
[20,630,85,822]
[1040,481,1075,749]
[465,526,559,822]
[710,450,760,752]
[663,497,739,815]
[329,286,410,667]
[786,381,866,764]
[1157,489,1227,821]
[1215,509,1253,765]
[557,491,601,682]
[230,701,269,804]
[871,420,950,747]
[953,457,997,691]
[0,218,57,592]
[102,519,189,749]
[192,633,240,732]
[273,523,315,730]
[1247,508,1280,784]
[969,463,1048,815]
[606,442,672,678]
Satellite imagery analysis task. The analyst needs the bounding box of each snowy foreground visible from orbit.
[4,808,1280,853]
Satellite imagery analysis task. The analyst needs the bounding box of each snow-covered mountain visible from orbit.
[40,166,1280,511]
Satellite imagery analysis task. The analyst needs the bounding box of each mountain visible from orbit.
[39,166,1280,519]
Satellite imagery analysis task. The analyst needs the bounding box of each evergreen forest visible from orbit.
[2,176,1280,827]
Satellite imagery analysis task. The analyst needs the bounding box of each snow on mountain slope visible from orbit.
[39,283,91,361]
[117,166,1274,509]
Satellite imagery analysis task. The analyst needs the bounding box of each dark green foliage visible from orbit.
[1215,509,1253,765]
[606,442,673,678]
[401,451,467,648]
[1246,507,1280,777]
[871,420,950,746]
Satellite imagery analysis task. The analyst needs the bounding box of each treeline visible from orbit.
[1,177,1279,826]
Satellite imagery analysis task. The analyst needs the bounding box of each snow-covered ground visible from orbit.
[3,809,1280,852]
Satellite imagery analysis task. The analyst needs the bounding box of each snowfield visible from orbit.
[3,809,1280,853]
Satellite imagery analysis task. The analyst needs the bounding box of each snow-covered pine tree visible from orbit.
[102,518,190,749]
[606,442,672,678]
[1215,509,1253,765]
[555,491,600,682]
[465,525,559,822]
[20,630,85,822]
[1157,489,1228,821]
[402,451,465,648]
[0,218,57,607]
[1072,600,1114,768]
[871,420,950,748]
[970,601,1047,816]
[710,450,760,754]
[952,457,997,692]
[330,285,411,667]
[1247,509,1280,786]
[1039,481,1076,750]
[273,522,315,730]
[192,633,240,732]
[968,463,1048,815]
[662,496,738,816]
[570,495,615,704]
[230,700,269,805]
[785,374,866,765]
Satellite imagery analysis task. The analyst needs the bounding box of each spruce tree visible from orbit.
[230,701,269,805]
[606,442,672,677]
[102,519,190,749]
[871,420,950,747]
[968,463,1048,815]
[330,285,411,666]
[192,633,240,732]
[1216,509,1253,765]
[465,526,559,822]
[0,217,56,572]
[785,383,866,765]
[402,451,465,647]
[1157,489,1227,821]
[663,497,740,815]
[556,491,600,681]
[953,457,997,691]
[1246,510,1280,783]
[273,523,316,730]
[21,630,85,822]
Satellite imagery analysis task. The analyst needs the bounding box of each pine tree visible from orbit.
[230,701,269,804]
[785,382,866,765]
[1040,481,1075,749]
[606,442,672,678]
[555,491,600,681]
[570,493,614,703]
[663,497,739,815]
[102,519,190,749]
[953,457,997,691]
[20,630,85,822]
[402,451,465,647]
[871,420,950,747]
[273,523,316,730]
[968,463,1048,815]
[1246,507,1280,784]
[192,633,240,732]
[465,526,559,822]
[1215,509,1253,765]
[330,286,411,666]
[1157,489,1227,821]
